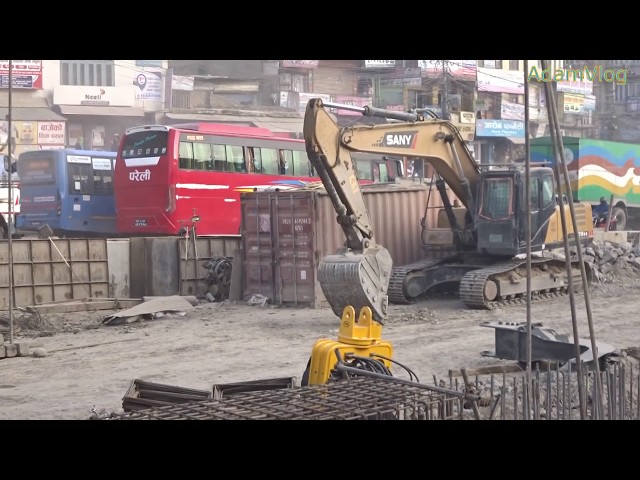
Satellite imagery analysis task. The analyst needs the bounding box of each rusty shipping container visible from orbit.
[241,182,457,309]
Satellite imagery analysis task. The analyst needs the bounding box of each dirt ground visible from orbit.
[1,275,640,420]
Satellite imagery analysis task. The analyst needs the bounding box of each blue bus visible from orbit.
[16,149,119,237]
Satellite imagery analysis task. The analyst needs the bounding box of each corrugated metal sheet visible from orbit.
[241,182,457,307]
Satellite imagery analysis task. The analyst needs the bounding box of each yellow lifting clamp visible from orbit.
[306,305,394,385]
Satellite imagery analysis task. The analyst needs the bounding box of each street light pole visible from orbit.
[7,59,14,344]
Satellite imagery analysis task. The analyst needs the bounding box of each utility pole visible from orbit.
[7,59,14,344]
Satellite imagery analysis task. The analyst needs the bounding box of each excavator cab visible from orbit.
[476,165,592,257]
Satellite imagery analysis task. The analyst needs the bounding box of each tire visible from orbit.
[612,206,627,231]
[0,222,7,240]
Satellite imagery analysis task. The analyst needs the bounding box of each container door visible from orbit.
[272,192,317,305]
[241,193,276,301]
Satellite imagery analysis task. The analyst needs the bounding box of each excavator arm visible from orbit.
[304,99,393,323]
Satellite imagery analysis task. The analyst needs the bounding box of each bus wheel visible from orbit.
[612,206,627,231]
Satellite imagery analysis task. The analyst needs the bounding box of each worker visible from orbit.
[593,197,609,216]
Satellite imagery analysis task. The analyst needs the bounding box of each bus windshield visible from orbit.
[121,131,169,159]
[19,155,56,185]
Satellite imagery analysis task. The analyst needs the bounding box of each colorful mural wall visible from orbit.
[530,137,640,208]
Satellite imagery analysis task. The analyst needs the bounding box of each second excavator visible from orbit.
[304,98,594,320]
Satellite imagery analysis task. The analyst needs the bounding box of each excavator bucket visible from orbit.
[318,247,393,324]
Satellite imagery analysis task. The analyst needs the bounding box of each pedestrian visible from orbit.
[110,134,120,152]
[74,137,83,149]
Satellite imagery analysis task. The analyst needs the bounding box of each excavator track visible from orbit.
[459,257,592,309]
[388,259,445,304]
[388,256,484,304]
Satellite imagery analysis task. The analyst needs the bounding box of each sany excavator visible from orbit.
[301,98,594,385]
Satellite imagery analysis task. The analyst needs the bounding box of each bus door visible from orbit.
[66,154,95,225]
[89,156,116,221]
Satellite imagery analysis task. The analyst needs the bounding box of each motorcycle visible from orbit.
[593,211,617,231]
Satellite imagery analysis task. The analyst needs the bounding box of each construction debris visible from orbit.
[551,237,640,285]
[102,295,195,326]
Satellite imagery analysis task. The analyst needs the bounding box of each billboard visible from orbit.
[0,60,42,89]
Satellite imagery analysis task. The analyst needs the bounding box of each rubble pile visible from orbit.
[578,238,640,284]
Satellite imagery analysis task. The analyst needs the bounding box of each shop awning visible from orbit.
[57,105,146,117]
[0,107,66,122]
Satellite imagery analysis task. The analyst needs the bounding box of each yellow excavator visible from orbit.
[301,97,594,385]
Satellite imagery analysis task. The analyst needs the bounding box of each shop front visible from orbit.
[0,92,67,161]
[475,119,526,164]
[53,85,147,151]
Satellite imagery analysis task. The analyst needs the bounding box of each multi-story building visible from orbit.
[1,60,169,158]
[567,60,640,142]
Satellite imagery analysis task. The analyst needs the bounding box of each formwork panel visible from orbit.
[33,264,53,284]
[12,264,33,287]
[52,263,72,283]
[8,242,32,263]
[51,240,71,261]
[68,262,90,284]
[30,241,52,262]
[0,238,112,309]
[53,284,74,301]
[89,262,109,283]
[13,286,34,307]
[33,286,54,305]
[88,240,108,260]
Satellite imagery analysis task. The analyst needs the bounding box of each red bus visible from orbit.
[114,123,401,236]
[114,123,397,236]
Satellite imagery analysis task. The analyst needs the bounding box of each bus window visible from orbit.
[121,130,168,159]
[19,156,56,185]
[68,163,94,194]
[179,142,194,169]
[212,144,227,171]
[92,157,114,195]
[247,147,261,173]
[193,143,212,170]
[260,148,279,175]
[226,145,245,172]
[292,150,309,176]
[378,162,389,182]
[281,150,293,175]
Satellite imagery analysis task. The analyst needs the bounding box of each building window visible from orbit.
[60,61,116,86]
[172,90,191,109]
[509,60,519,71]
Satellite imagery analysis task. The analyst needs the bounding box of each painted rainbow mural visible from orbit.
[530,137,640,208]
